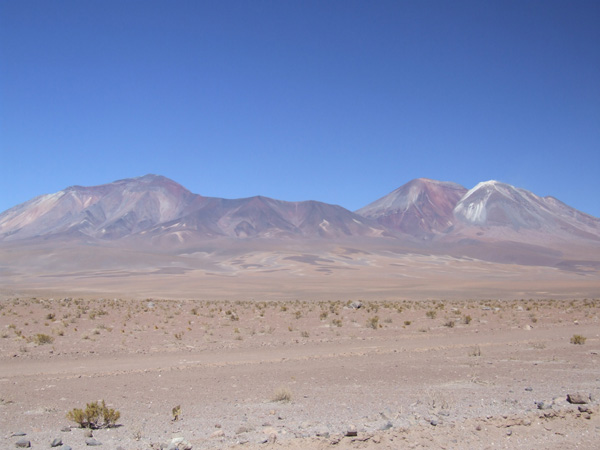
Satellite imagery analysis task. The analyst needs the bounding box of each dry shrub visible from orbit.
[66,400,120,428]
[33,333,54,345]
[271,387,292,403]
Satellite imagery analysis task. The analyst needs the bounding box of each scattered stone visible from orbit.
[567,393,589,404]
[315,429,330,438]
[267,433,277,444]
[84,430,93,438]
[578,405,591,413]
[345,425,358,437]
[430,419,438,426]
[350,301,363,309]
[329,434,342,445]
[85,438,102,446]
[60,446,72,450]
[15,439,31,448]
[236,426,252,434]
[524,387,533,392]
[167,437,192,450]
[536,401,553,410]
[60,427,71,432]
[380,421,393,430]
[438,410,450,417]
[51,437,63,447]
[12,432,26,437]
[506,429,513,436]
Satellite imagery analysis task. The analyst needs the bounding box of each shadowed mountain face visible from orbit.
[1,175,599,248]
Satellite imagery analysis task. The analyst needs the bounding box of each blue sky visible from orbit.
[1,0,599,217]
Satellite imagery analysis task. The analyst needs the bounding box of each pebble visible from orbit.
[167,437,192,450]
[15,439,31,448]
[85,438,102,446]
[60,446,72,450]
[380,421,393,430]
[567,393,589,404]
[430,419,438,426]
[51,437,63,447]
[12,432,26,437]
[345,425,358,437]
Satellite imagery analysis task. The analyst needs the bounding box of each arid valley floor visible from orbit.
[1,296,599,449]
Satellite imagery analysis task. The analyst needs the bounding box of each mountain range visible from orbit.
[1,175,599,300]
[1,174,598,246]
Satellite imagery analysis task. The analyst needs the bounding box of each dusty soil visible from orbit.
[1,297,599,449]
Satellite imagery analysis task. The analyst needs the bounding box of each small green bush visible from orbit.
[66,400,120,428]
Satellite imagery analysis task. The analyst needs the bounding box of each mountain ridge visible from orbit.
[1,174,599,247]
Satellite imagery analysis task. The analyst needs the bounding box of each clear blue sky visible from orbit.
[1,0,599,217]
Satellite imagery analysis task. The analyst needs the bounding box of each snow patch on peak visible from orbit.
[454,181,504,224]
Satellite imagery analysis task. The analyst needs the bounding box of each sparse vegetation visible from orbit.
[366,315,380,329]
[570,334,587,345]
[469,345,481,357]
[271,387,292,403]
[66,400,120,429]
[172,405,181,421]
[33,333,54,345]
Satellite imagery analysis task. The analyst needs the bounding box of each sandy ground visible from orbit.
[1,297,599,449]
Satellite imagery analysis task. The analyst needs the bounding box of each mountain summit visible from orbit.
[0,175,196,241]
[356,178,467,238]
[0,175,385,243]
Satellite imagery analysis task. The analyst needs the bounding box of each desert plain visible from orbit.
[1,293,599,449]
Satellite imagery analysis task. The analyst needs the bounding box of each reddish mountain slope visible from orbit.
[356,178,467,238]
